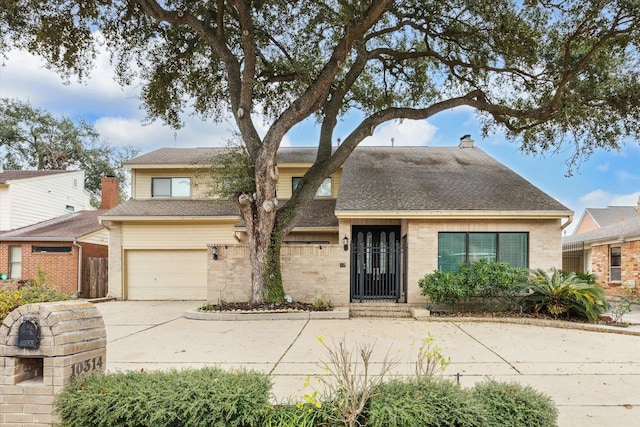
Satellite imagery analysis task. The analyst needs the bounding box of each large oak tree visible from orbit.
[3,0,639,303]
[0,98,139,206]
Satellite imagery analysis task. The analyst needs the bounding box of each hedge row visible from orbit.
[56,368,557,427]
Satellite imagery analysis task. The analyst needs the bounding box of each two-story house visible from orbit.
[100,137,572,305]
[0,170,91,232]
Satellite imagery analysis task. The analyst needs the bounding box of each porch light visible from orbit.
[343,235,349,251]
[212,245,218,260]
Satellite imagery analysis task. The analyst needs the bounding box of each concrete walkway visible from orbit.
[95,301,640,427]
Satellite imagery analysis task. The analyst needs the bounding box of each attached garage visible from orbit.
[125,250,208,300]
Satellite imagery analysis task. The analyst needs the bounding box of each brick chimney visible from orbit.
[459,134,474,148]
[100,176,120,210]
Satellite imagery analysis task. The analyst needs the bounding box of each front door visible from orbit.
[351,226,404,302]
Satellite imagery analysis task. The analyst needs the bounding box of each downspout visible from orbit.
[561,213,574,232]
[73,240,83,296]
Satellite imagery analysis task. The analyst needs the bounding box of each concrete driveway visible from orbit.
[95,301,640,427]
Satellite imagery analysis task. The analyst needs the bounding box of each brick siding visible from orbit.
[592,241,640,294]
[0,242,107,294]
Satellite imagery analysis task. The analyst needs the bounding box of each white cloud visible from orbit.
[578,190,640,207]
[596,162,610,172]
[94,116,237,150]
[360,119,437,146]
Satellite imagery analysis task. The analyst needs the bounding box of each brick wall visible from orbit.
[0,242,79,294]
[99,177,120,210]
[207,244,350,306]
[0,244,7,277]
[205,218,565,306]
[0,242,108,295]
[405,218,564,304]
[592,241,640,294]
[622,240,640,289]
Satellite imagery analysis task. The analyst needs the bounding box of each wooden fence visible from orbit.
[82,257,108,298]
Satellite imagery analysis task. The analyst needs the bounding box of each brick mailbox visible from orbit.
[0,301,106,426]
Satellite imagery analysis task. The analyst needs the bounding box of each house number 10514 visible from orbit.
[70,356,103,377]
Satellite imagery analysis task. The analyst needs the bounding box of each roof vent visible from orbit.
[459,134,474,148]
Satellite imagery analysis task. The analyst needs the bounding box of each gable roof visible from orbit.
[0,170,74,184]
[336,146,570,214]
[0,210,104,241]
[582,206,638,228]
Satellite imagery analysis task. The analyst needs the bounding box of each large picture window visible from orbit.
[152,177,191,197]
[292,177,332,197]
[438,232,528,272]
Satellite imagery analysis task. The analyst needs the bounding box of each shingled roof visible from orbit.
[0,170,74,183]
[0,210,104,240]
[120,145,569,220]
[101,199,338,228]
[125,146,324,166]
[563,215,640,245]
[336,146,570,213]
[100,199,239,218]
[581,206,638,228]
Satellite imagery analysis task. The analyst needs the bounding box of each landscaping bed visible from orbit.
[199,300,332,313]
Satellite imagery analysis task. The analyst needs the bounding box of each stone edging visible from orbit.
[184,306,350,321]
[411,308,640,336]
[184,306,640,336]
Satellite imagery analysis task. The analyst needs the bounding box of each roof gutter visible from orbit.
[334,210,573,220]
[98,215,240,222]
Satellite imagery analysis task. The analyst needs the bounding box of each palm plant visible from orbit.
[521,269,608,323]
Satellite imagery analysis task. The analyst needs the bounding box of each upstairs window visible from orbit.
[438,232,528,272]
[152,177,191,198]
[292,177,332,197]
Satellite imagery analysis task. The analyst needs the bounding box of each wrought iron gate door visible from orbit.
[350,226,406,302]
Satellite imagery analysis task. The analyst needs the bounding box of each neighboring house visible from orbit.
[0,177,119,296]
[100,137,572,304]
[572,205,639,235]
[0,170,91,232]
[562,201,640,294]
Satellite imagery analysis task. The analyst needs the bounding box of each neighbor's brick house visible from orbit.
[563,202,640,294]
[0,177,119,295]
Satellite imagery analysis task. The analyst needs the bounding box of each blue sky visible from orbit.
[1,45,639,235]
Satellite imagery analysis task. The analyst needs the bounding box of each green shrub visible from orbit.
[472,380,558,427]
[55,367,272,427]
[0,282,72,321]
[367,377,486,427]
[418,269,467,306]
[262,403,332,427]
[521,269,608,322]
[418,260,529,309]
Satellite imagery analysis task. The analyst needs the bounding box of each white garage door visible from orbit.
[126,250,207,300]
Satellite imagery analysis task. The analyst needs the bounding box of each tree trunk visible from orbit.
[236,155,286,304]
[264,228,285,302]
